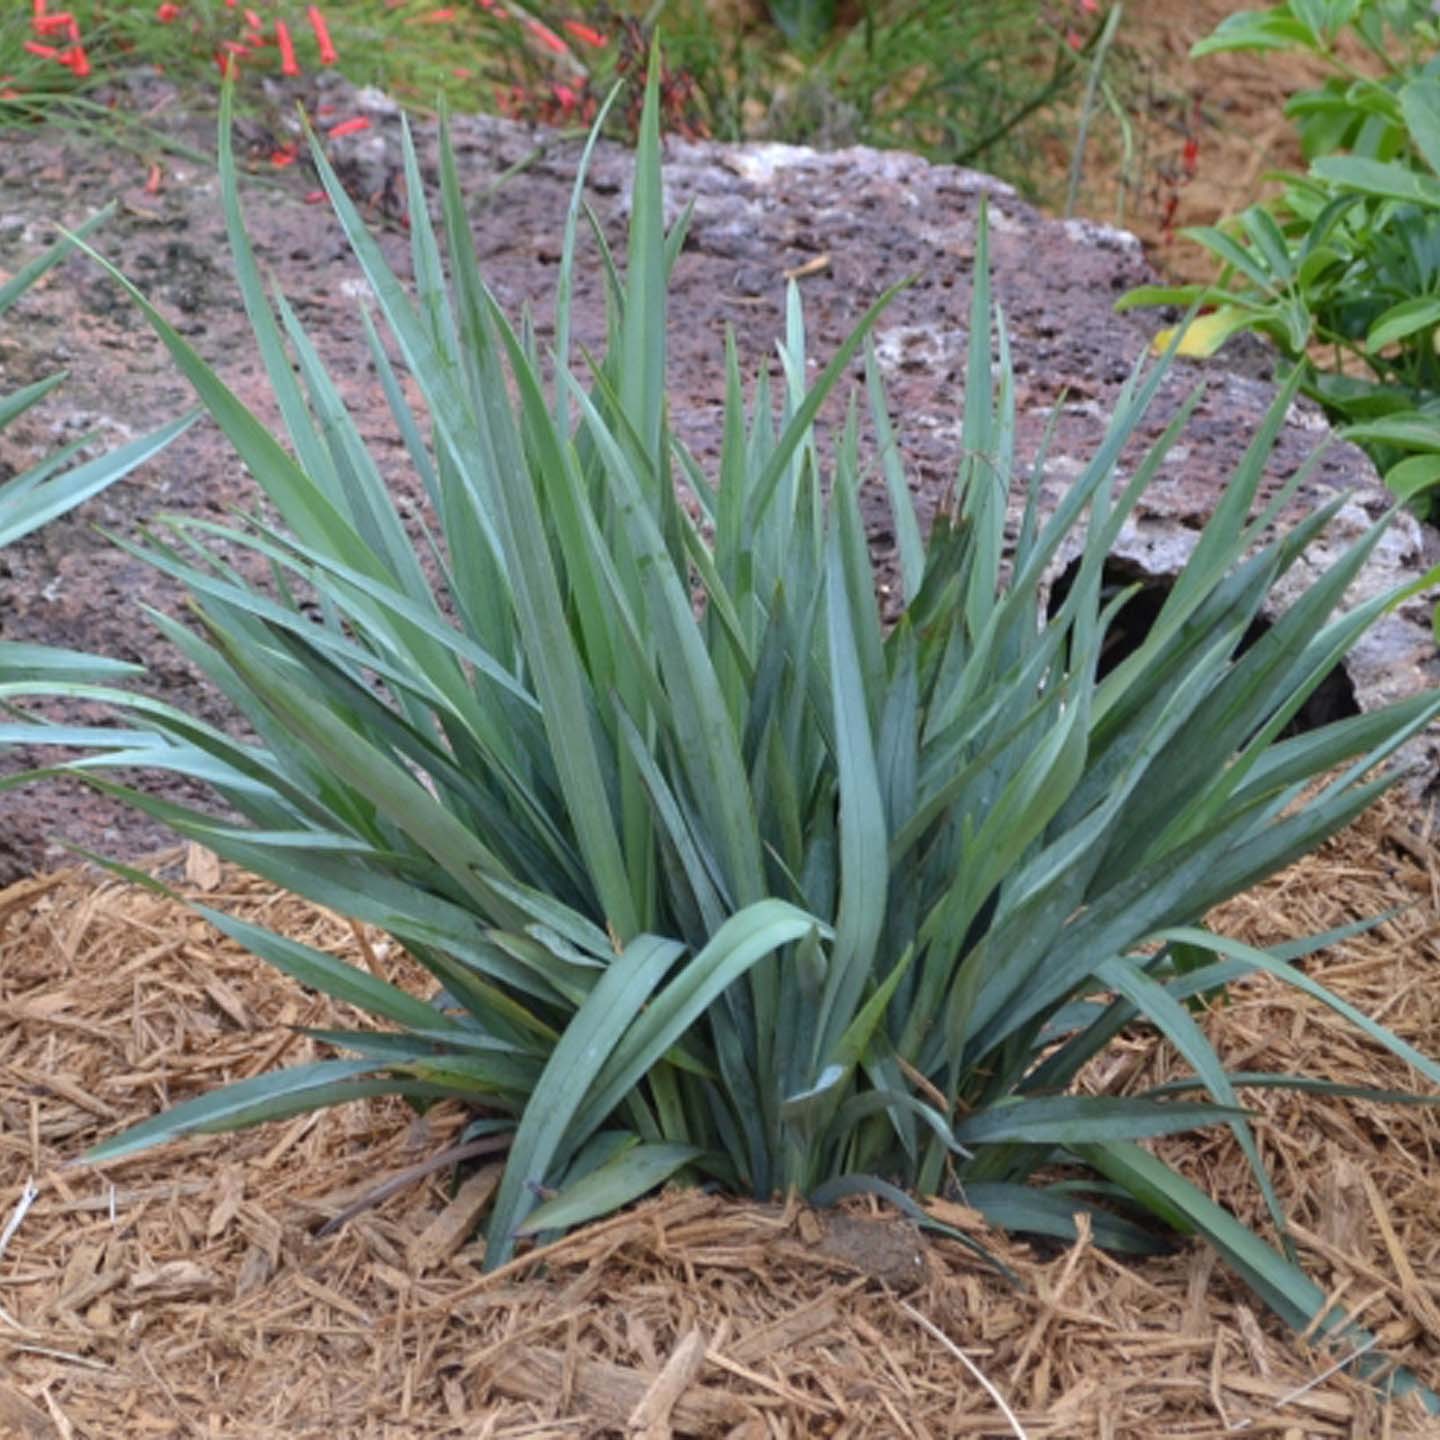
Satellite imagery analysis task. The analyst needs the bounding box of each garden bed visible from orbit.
[2,796,1437,1437]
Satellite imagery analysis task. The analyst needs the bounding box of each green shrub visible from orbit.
[1119,1,1440,515]
[5,62,1439,1403]
[0,206,193,685]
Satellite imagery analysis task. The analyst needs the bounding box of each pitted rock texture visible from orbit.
[1,73,1436,877]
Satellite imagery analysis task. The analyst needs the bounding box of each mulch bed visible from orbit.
[1,797,1438,1437]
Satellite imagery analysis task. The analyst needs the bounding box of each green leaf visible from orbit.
[1312,155,1440,207]
[953,1096,1245,1146]
[1079,1141,1438,1411]
[572,901,820,1148]
[1384,453,1440,501]
[0,412,198,550]
[0,204,113,317]
[84,1061,416,1163]
[1191,11,1320,57]
[1400,75,1440,179]
[1183,225,1281,292]
[1365,295,1440,352]
[1341,413,1440,451]
[811,525,889,1066]
[961,1182,1171,1254]
[0,642,142,684]
[194,906,455,1033]
[1237,205,1295,283]
[485,933,684,1266]
[1157,928,1440,1090]
[513,1141,701,1236]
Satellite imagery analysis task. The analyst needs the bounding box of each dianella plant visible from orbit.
[5,53,1439,1401]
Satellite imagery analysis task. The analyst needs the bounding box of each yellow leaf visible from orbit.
[1152,307,1249,358]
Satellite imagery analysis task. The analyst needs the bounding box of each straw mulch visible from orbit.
[1,797,1438,1438]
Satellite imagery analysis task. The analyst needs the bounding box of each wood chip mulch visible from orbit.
[1,795,1438,1437]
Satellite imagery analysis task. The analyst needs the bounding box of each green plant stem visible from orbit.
[1064,3,1123,220]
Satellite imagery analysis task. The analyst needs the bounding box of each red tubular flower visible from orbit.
[1066,27,1083,49]
[276,20,300,76]
[562,19,607,48]
[552,82,577,113]
[22,41,58,59]
[303,189,325,203]
[145,163,161,193]
[412,7,456,20]
[308,6,338,64]
[62,45,89,76]
[526,17,566,53]
[244,8,261,26]
[326,116,370,138]
[32,0,46,17]
[1182,136,1199,178]
[33,12,74,36]
[156,3,182,21]
[271,144,299,166]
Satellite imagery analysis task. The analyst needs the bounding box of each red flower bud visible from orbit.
[526,17,566,53]
[276,20,300,76]
[308,6,337,64]
[562,19,607,48]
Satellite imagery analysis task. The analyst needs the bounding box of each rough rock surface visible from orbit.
[1,74,1436,879]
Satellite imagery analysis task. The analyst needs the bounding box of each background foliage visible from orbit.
[1121,0,1440,522]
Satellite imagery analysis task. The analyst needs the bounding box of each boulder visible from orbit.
[1,77,1435,872]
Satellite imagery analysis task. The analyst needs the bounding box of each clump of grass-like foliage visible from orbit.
[5,54,1439,1401]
